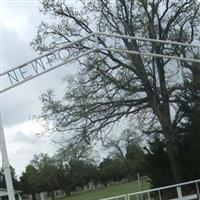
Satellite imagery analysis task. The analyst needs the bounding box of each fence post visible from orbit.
[147,192,151,200]
[177,187,183,200]
[196,182,200,200]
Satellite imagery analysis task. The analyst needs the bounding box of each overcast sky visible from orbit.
[0,0,131,178]
[0,0,79,176]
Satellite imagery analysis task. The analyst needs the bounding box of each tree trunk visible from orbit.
[51,191,55,200]
[32,193,36,200]
[165,127,183,183]
[167,143,183,183]
[157,108,184,183]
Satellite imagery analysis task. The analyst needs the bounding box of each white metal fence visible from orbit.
[127,179,200,200]
[99,179,200,200]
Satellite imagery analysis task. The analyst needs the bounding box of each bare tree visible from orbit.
[33,0,200,183]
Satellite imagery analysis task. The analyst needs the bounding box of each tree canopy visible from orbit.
[32,0,200,184]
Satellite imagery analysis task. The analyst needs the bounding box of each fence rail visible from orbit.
[99,180,200,200]
[1,32,200,94]
[99,194,127,200]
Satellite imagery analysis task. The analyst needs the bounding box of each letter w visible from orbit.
[32,59,46,73]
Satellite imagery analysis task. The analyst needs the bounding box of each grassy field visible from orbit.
[61,179,150,200]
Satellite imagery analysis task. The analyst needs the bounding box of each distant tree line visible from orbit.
[1,107,200,198]
[17,133,146,200]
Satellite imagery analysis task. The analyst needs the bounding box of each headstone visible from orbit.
[40,192,45,200]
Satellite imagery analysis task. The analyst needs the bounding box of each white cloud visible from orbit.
[1,1,63,176]
[2,9,29,40]
[3,119,57,176]
[0,0,80,177]
[5,120,43,136]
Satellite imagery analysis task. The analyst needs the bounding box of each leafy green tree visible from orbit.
[0,166,20,189]
[20,165,39,200]
[176,57,200,180]
[179,118,200,180]
[104,129,145,181]
[33,0,200,183]
[99,157,125,185]
[55,140,98,192]
[126,141,146,178]
[0,169,5,188]
[31,154,60,199]
[144,57,200,187]
[144,137,174,187]
[20,154,61,199]
[68,160,98,191]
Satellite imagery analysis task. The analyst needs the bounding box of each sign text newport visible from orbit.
[0,34,95,93]
[0,48,70,93]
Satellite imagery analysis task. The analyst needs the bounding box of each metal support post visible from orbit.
[196,182,200,200]
[0,115,15,200]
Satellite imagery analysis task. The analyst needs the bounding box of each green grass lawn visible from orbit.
[61,179,150,200]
